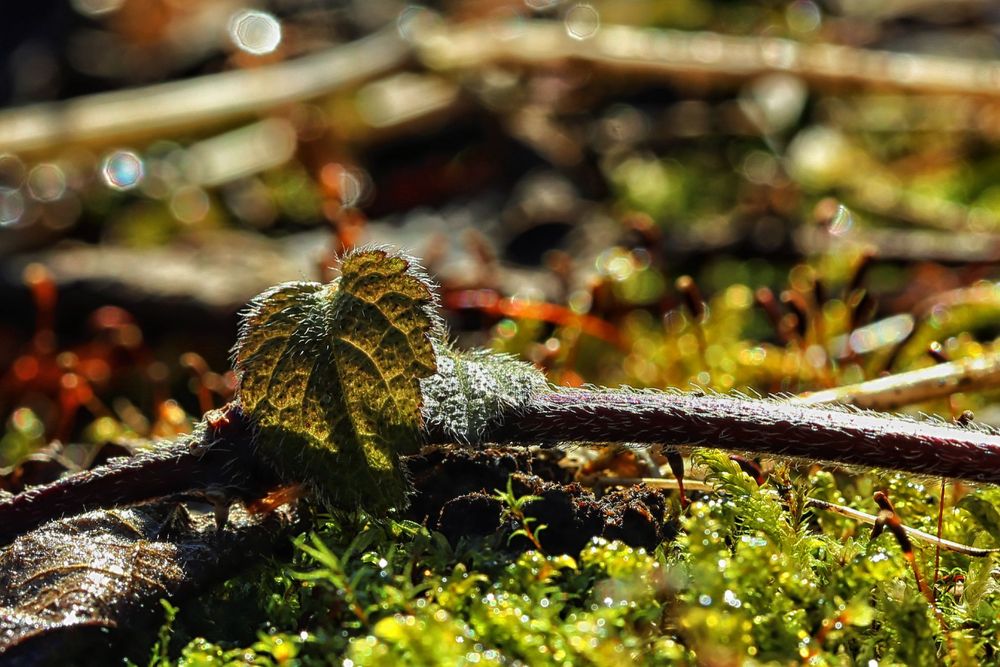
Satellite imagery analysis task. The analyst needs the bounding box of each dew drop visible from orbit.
[723,589,742,608]
[829,204,854,236]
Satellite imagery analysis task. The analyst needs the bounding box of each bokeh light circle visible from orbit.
[101,150,144,191]
[564,4,600,41]
[0,189,25,227]
[229,9,282,55]
[28,164,67,202]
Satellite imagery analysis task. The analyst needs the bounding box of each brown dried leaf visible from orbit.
[0,503,296,666]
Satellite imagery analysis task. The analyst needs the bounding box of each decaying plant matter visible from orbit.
[0,503,298,664]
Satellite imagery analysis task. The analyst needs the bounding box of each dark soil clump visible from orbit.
[406,447,677,554]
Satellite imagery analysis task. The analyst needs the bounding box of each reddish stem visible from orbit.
[7,388,1000,547]
[469,390,1000,484]
[0,405,272,545]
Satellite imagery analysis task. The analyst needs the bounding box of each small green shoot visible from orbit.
[494,476,547,552]
[147,599,178,667]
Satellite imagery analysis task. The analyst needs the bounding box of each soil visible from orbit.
[406,446,678,554]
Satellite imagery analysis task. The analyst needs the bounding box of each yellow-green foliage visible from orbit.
[150,454,1000,665]
[128,244,1000,666]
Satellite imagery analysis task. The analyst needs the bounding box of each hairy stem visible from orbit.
[7,388,1000,546]
[462,389,1000,484]
[0,406,270,545]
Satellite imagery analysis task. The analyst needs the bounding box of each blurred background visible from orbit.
[4,0,1000,477]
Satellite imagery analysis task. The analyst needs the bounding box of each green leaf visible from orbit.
[233,246,441,515]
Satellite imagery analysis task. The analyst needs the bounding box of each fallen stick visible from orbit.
[793,351,1000,410]
[416,19,1000,99]
[6,247,1000,547]
[0,28,410,156]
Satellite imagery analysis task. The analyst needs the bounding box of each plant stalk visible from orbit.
[6,389,1000,546]
[0,406,270,545]
[466,389,1000,484]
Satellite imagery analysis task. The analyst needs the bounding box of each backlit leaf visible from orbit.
[233,247,441,515]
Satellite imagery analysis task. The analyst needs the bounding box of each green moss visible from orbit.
[149,459,1000,665]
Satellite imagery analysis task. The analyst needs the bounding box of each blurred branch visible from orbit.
[9,19,1000,160]
[914,281,1000,317]
[793,350,1000,410]
[0,28,411,157]
[795,225,1000,264]
[417,20,1000,98]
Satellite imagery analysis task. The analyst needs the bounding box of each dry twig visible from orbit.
[416,20,1000,98]
[0,28,410,156]
[794,351,1000,410]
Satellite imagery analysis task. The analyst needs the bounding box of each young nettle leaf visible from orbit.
[421,343,548,445]
[232,247,442,515]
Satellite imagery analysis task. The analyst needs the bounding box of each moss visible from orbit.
[148,456,1000,666]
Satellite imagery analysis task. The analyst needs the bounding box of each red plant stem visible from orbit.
[468,390,1000,484]
[0,405,271,545]
[443,289,624,347]
[8,388,1000,547]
